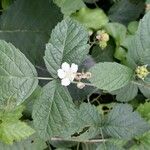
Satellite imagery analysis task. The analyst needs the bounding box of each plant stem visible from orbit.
[37,77,53,81]
[50,137,108,143]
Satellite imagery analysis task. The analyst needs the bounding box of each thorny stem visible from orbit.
[50,137,108,143]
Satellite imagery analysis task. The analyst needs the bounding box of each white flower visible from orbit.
[57,62,78,86]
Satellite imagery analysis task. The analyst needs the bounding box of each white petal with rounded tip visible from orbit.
[71,63,78,73]
[61,78,71,86]
[57,69,66,79]
[62,62,70,72]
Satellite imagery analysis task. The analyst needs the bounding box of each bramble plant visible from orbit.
[0,0,150,150]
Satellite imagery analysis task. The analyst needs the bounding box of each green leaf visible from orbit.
[70,103,101,140]
[108,0,145,25]
[137,102,150,122]
[0,132,47,150]
[104,23,127,46]
[138,84,150,99]
[0,0,62,65]
[0,106,35,144]
[126,12,150,65]
[53,0,85,16]
[129,102,150,150]
[102,104,150,139]
[129,132,150,150]
[72,7,109,30]
[44,18,89,77]
[0,121,35,144]
[0,40,38,106]
[32,80,76,140]
[89,62,133,92]
[111,82,138,102]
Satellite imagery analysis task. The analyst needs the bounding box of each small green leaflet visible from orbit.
[32,80,76,140]
[102,104,150,139]
[44,18,90,78]
[89,62,133,92]
[53,0,85,16]
[0,105,35,144]
[0,40,38,106]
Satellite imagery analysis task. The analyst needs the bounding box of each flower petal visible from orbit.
[57,69,66,79]
[61,78,71,86]
[62,62,70,72]
[71,63,78,73]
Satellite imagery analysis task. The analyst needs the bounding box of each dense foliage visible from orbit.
[0,0,150,149]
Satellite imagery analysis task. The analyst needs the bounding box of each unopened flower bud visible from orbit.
[101,33,109,42]
[85,72,92,79]
[99,41,107,49]
[77,82,85,89]
[88,29,93,36]
[75,73,82,81]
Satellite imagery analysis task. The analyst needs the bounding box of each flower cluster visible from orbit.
[96,30,109,49]
[135,65,149,80]
[57,62,91,89]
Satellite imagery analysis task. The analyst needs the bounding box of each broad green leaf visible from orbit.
[104,23,127,46]
[0,133,47,150]
[126,12,150,65]
[0,40,38,106]
[108,0,145,25]
[111,82,138,102]
[89,62,133,92]
[102,104,150,139]
[72,7,109,30]
[33,80,76,140]
[53,0,85,16]
[0,105,35,144]
[70,103,101,140]
[0,0,62,65]
[44,18,89,77]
